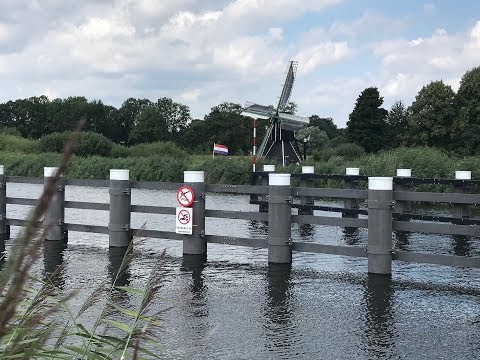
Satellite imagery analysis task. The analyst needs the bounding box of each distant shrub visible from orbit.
[111,143,130,158]
[334,142,365,160]
[39,131,114,157]
[128,141,187,159]
[0,126,22,137]
[0,134,39,154]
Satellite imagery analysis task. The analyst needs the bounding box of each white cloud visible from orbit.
[295,41,351,75]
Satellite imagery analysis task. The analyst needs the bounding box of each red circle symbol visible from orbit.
[178,209,191,224]
[176,186,195,207]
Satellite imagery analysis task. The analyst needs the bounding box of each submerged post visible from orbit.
[453,171,471,220]
[343,167,359,218]
[183,171,206,257]
[367,177,393,275]
[260,165,275,212]
[109,169,131,247]
[299,166,314,215]
[43,167,66,242]
[268,173,292,264]
[394,169,412,216]
[0,166,5,251]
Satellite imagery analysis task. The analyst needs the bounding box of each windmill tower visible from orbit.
[241,61,309,166]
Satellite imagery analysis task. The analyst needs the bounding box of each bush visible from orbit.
[334,142,365,160]
[0,126,22,137]
[39,131,115,157]
[0,134,39,154]
[128,141,187,159]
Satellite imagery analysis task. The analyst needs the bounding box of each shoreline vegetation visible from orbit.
[0,132,479,185]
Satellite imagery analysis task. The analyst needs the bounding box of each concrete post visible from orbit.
[394,168,412,215]
[367,177,393,275]
[260,165,275,212]
[452,171,471,221]
[44,167,66,242]
[299,166,314,215]
[109,169,131,247]
[343,167,359,218]
[268,173,292,264]
[183,171,206,256]
[0,166,5,252]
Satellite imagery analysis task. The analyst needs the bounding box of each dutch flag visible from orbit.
[213,143,228,156]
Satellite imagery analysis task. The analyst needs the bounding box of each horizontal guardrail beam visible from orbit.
[65,201,109,211]
[394,190,480,204]
[206,184,268,195]
[6,197,37,206]
[292,242,367,257]
[393,220,480,237]
[130,181,181,191]
[131,205,175,215]
[65,179,109,187]
[205,209,268,221]
[6,218,41,226]
[206,235,267,248]
[131,228,186,241]
[66,223,109,234]
[292,214,368,228]
[5,176,43,184]
[292,187,368,199]
[393,251,480,268]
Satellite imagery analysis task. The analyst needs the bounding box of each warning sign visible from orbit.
[176,207,193,234]
[176,186,195,207]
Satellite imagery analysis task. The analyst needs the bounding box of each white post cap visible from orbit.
[302,166,315,174]
[269,173,291,186]
[368,177,393,190]
[110,169,129,180]
[184,171,204,183]
[263,165,275,172]
[44,167,61,177]
[346,167,360,176]
[396,169,412,177]
[0,165,4,175]
[455,171,471,180]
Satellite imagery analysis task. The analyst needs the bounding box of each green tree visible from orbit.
[386,100,409,147]
[309,115,338,139]
[452,66,480,154]
[346,87,388,153]
[128,103,168,144]
[115,98,152,144]
[155,97,190,140]
[406,81,456,149]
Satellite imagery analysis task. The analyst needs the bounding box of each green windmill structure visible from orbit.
[241,61,310,166]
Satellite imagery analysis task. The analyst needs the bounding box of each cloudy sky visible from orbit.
[0,0,479,127]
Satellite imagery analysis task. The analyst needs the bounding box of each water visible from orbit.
[4,183,480,359]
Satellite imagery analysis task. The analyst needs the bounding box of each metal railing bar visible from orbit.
[5,176,43,184]
[292,215,368,228]
[6,197,37,206]
[292,187,368,199]
[65,179,109,187]
[292,242,367,257]
[131,205,175,215]
[65,223,109,234]
[393,251,480,268]
[394,213,480,225]
[205,209,268,221]
[206,235,267,248]
[393,220,480,237]
[130,228,186,241]
[65,201,109,211]
[130,181,181,191]
[394,191,480,204]
[206,184,268,195]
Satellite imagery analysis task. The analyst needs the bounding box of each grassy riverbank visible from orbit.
[1,146,479,184]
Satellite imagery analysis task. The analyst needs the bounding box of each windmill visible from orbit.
[241,61,309,167]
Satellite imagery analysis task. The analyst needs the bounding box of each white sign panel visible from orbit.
[176,207,193,235]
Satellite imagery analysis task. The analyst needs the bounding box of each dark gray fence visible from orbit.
[2,166,480,276]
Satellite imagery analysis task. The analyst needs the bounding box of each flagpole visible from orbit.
[212,143,215,159]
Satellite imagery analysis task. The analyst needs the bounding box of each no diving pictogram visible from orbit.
[176,186,195,207]
[178,209,191,225]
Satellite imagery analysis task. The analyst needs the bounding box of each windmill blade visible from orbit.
[241,102,275,120]
[277,112,309,132]
[257,123,274,158]
[276,61,298,112]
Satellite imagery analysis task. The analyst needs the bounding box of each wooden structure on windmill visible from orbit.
[241,61,309,166]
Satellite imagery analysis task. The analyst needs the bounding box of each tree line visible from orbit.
[0,65,478,157]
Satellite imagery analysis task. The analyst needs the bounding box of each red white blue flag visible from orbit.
[213,143,228,155]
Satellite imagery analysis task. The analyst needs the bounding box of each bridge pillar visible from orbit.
[260,165,275,213]
[44,167,66,242]
[453,171,471,221]
[394,168,412,216]
[183,171,206,257]
[0,166,5,252]
[367,177,393,275]
[268,173,292,264]
[343,167,359,218]
[109,169,131,247]
[299,166,314,215]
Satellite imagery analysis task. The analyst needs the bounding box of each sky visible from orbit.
[0,0,479,128]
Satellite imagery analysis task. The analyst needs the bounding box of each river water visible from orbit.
[4,183,480,359]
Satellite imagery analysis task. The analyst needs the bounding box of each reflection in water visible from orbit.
[248,220,268,238]
[180,254,207,298]
[452,235,471,257]
[395,232,410,251]
[264,264,294,353]
[108,247,131,287]
[363,274,397,359]
[343,227,360,245]
[299,224,315,239]
[43,240,67,289]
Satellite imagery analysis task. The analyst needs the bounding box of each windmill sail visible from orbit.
[277,61,297,112]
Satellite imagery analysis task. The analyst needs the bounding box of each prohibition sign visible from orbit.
[178,209,191,225]
[176,185,195,207]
